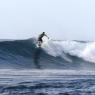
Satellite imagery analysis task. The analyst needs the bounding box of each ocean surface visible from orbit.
[0,38,95,95]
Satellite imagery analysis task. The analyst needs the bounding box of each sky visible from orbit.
[0,0,95,41]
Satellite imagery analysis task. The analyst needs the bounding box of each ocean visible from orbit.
[0,38,95,95]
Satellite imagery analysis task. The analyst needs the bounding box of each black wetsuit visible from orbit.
[38,34,46,43]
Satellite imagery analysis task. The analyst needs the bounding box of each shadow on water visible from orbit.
[34,47,42,69]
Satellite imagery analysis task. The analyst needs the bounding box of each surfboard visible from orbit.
[36,36,49,48]
[36,41,42,48]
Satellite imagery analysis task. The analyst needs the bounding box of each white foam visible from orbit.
[42,40,85,62]
[82,42,95,63]
[42,40,95,63]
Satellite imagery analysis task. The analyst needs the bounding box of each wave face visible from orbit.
[0,38,95,69]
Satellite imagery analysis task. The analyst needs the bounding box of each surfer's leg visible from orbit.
[40,38,43,43]
[38,39,42,47]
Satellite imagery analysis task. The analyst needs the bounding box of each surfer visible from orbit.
[38,32,49,47]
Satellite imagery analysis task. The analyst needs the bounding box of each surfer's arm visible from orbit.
[45,34,49,39]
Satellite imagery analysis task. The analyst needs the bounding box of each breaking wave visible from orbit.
[0,38,95,69]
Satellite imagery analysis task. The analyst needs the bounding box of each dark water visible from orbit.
[2,79,95,95]
[0,70,95,95]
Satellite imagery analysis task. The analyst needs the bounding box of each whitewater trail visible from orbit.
[42,39,95,63]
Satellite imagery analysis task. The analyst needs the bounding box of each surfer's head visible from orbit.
[43,32,45,34]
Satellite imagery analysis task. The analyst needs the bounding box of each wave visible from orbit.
[0,38,95,69]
